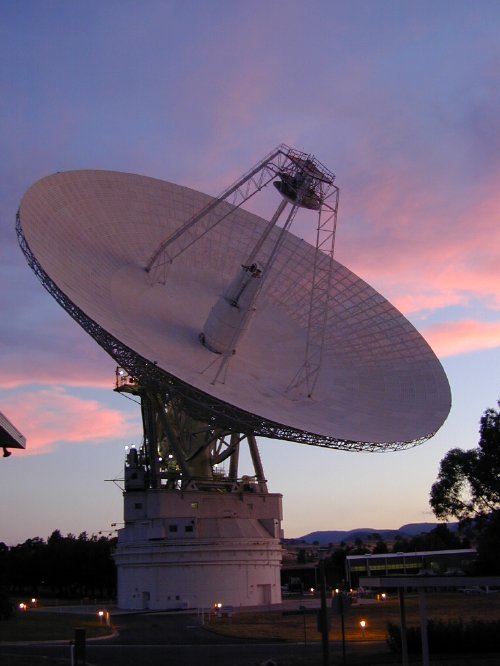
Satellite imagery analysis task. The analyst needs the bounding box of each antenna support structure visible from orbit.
[114,368,282,609]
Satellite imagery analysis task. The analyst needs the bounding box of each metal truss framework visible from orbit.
[146,144,340,398]
[117,376,268,492]
[146,145,324,278]
[16,210,433,453]
[287,187,340,397]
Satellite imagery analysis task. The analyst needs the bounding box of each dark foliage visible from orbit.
[0,590,13,620]
[3,531,116,599]
[430,401,500,521]
[391,523,467,553]
[372,539,389,554]
[0,542,12,620]
[430,400,500,573]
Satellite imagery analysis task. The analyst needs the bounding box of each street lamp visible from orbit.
[360,620,366,638]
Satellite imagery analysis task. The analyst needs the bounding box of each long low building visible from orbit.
[346,549,477,587]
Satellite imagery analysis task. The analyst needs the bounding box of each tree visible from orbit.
[325,548,347,585]
[430,401,500,522]
[430,400,500,573]
[296,549,306,564]
[372,539,389,554]
[351,538,370,555]
[410,524,464,552]
[0,542,12,620]
[5,531,117,599]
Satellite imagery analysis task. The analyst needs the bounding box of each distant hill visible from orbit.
[286,522,458,545]
[398,522,458,536]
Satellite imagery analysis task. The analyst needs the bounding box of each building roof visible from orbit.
[347,549,476,561]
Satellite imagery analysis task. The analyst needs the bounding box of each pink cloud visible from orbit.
[422,319,500,358]
[0,296,117,390]
[0,354,114,391]
[336,165,500,319]
[1,387,139,455]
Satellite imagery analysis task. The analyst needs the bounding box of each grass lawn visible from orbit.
[208,593,500,665]
[0,610,112,642]
[0,592,498,666]
[208,591,500,643]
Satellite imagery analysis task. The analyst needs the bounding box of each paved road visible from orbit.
[1,610,389,666]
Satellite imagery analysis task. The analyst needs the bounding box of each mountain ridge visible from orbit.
[286,522,458,545]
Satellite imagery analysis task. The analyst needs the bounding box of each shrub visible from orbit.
[0,590,13,620]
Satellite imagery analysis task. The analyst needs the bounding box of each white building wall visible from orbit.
[114,488,283,610]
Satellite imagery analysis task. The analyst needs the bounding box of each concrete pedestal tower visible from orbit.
[113,376,283,610]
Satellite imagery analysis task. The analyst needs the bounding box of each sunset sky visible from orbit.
[1,1,499,546]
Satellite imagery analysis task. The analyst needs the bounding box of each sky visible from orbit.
[1,0,499,546]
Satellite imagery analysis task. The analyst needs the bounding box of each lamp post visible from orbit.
[318,557,329,666]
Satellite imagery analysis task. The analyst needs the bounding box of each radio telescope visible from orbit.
[17,145,451,609]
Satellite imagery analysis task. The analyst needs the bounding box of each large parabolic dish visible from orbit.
[17,157,451,452]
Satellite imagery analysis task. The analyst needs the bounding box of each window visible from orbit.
[185,525,194,533]
[134,503,143,509]
[169,525,178,533]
